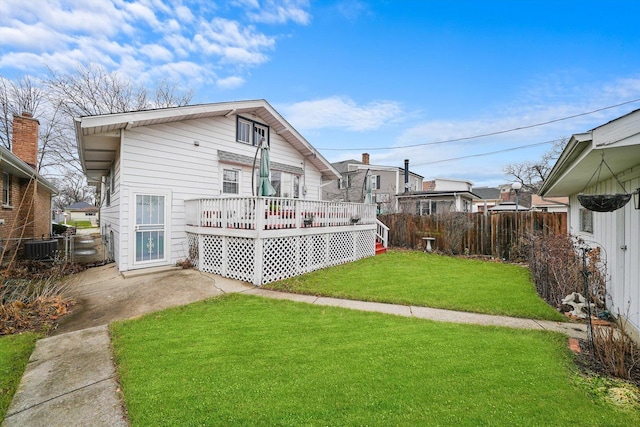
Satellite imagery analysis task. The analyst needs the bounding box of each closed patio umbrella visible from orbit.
[258,138,276,196]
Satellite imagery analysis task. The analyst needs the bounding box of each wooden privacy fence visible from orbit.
[378,212,567,259]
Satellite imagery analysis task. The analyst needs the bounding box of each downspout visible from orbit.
[404,159,409,193]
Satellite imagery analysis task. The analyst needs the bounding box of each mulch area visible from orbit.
[0,260,83,335]
[572,334,640,388]
[0,296,75,335]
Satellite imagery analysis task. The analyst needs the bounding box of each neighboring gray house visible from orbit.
[540,108,640,343]
[322,153,423,213]
[397,178,478,215]
[471,186,502,213]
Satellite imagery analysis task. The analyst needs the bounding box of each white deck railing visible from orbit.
[184,197,385,286]
[376,219,389,248]
[185,197,377,231]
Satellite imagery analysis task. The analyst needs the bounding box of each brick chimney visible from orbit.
[12,112,39,169]
[362,153,370,165]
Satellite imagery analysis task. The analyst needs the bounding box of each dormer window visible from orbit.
[236,116,269,146]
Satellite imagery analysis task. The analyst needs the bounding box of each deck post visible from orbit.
[253,237,264,286]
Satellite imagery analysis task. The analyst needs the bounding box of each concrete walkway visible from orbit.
[3,264,587,427]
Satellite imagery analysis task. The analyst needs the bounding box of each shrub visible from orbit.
[592,316,639,381]
[523,232,606,314]
[433,212,474,255]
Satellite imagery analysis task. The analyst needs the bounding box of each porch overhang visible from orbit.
[540,132,640,197]
[75,99,341,184]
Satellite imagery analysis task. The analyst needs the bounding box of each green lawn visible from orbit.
[0,333,39,421]
[111,294,638,426]
[265,250,565,321]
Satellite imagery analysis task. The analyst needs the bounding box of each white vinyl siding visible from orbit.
[569,170,640,340]
[116,115,322,270]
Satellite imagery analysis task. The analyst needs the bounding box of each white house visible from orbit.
[75,100,383,285]
[539,108,640,342]
[64,201,99,226]
[397,178,478,215]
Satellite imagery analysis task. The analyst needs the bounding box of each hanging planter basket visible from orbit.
[578,193,631,212]
[577,153,632,212]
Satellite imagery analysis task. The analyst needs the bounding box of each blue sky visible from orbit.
[2,0,640,187]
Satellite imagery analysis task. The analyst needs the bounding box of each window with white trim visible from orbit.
[338,174,354,189]
[2,172,11,206]
[237,118,251,144]
[254,123,268,146]
[222,169,240,194]
[579,208,593,233]
[236,116,269,146]
[371,174,381,190]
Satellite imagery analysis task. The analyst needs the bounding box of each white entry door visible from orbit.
[134,194,166,265]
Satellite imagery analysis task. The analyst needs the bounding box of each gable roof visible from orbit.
[75,99,340,183]
[0,146,57,194]
[397,190,479,200]
[488,202,530,211]
[330,159,424,178]
[472,187,501,199]
[540,108,640,197]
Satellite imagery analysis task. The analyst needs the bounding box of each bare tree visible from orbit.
[51,170,96,210]
[0,75,44,150]
[47,64,148,117]
[503,138,567,194]
[154,79,194,109]
[1,64,193,208]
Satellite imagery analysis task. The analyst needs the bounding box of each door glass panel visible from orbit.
[135,194,165,263]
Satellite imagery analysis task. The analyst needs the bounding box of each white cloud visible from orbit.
[235,0,311,25]
[122,2,161,28]
[335,1,370,21]
[194,18,274,65]
[0,0,302,87]
[0,21,67,51]
[144,61,213,86]
[175,5,195,22]
[217,75,245,89]
[282,97,405,131]
[141,43,174,62]
[164,33,193,58]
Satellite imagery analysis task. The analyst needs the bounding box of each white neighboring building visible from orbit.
[540,108,640,342]
[397,178,478,215]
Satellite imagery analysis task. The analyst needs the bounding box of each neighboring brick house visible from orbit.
[322,153,423,213]
[1,113,58,250]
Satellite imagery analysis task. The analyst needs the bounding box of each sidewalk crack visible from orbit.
[5,376,116,419]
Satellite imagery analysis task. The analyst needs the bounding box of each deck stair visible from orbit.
[375,241,387,255]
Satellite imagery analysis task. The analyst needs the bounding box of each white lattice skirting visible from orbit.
[187,229,376,285]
